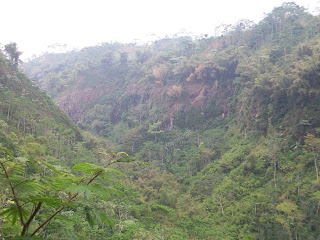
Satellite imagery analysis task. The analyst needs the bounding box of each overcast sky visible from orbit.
[1,0,319,59]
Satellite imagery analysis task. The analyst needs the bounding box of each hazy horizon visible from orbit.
[1,0,319,60]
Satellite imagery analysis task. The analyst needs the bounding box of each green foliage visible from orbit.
[4,42,22,66]
[0,145,133,238]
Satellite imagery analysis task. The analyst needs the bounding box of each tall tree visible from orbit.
[304,133,320,181]
[4,42,22,66]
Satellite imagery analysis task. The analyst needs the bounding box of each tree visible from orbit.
[304,133,320,181]
[276,201,305,240]
[265,130,282,189]
[153,64,170,80]
[4,42,22,66]
[148,121,164,142]
[120,52,128,66]
[0,148,132,238]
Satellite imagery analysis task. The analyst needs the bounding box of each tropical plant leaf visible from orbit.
[104,167,125,176]
[88,183,122,199]
[19,195,65,207]
[116,152,129,157]
[11,209,18,225]
[0,147,13,157]
[73,163,104,174]
[27,159,42,173]
[8,165,25,176]
[8,175,25,184]
[51,213,78,223]
[47,175,78,191]
[15,180,45,195]
[16,157,28,163]
[65,185,92,196]
[0,207,14,217]
[42,162,66,175]
[0,204,28,225]
[112,157,134,164]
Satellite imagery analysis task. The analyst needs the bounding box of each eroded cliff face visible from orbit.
[56,79,229,123]
[21,35,241,135]
[51,75,234,141]
[56,87,105,122]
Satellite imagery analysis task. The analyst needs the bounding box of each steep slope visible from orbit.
[0,48,183,239]
[0,52,80,139]
[22,3,320,239]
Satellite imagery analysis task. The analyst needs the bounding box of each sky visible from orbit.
[1,0,319,60]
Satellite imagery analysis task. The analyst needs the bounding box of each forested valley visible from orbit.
[2,2,320,239]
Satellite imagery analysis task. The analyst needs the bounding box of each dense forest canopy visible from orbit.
[1,2,320,239]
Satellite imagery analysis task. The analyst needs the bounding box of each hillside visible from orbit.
[0,43,184,239]
[21,2,320,239]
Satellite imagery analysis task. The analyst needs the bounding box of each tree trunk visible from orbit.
[7,98,11,120]
[17,118,21,130]
[288,228,292,240]
[313,147,319,180]
[23,117,26,134]
[273,154,277,189]
[297,174,300,197]
[217,194,224,216]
